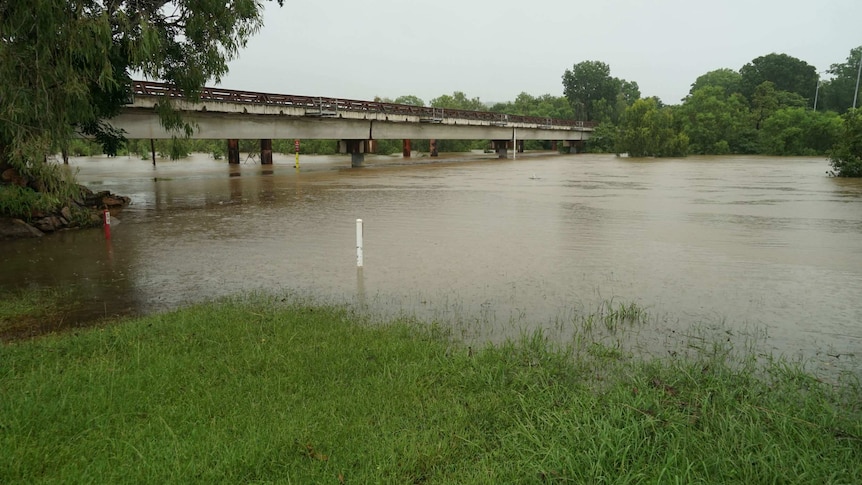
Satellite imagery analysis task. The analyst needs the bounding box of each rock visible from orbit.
[1,168,28,187]
[61,206,73,221]
[0,218,44,239]
[31,216,63,233]
[102,194,130,207]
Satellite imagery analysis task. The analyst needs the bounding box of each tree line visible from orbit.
[558,50,861,176]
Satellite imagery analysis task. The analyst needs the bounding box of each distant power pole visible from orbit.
[854,50,862,109]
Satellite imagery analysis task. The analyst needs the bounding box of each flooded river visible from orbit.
[2,152,861,375]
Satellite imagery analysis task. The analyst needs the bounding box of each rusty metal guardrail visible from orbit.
[130,80,597,129]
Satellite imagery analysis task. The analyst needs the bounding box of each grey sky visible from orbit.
[219,0,861,106]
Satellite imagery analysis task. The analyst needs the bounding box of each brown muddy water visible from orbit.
[2,152,861,376]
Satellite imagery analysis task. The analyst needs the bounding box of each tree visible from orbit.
[689,68,743,98]
[819,46,862,114]
[393,95,425,107]
[829,109,862,177]
[491,93,573,119]
[760,108,842,156]
[430,92,486,111]
[750,81,807,130]
[562,61,637,122]
[679,86,753,154]
[739,53,818,102]
[616,98,688,157]
[1,0,283,212]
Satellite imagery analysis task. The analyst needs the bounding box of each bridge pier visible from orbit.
[340,139,374,167]
[517,140,525,153]
[227,139,240,164]
[563,140,585,154]
[429,139,438,157]
[403,139,411,158]
[492,140,510,159]
[260,139,273,165]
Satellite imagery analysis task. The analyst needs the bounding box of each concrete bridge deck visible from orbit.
[108,81,595,165]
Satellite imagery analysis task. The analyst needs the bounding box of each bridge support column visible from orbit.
[563,140,585,154]
[227,139,240,164]
[517,140,525,153]
[429,139,438,157]
[260,139,273,165]
[340,139,371,167]
[492,140,510,159]
[402,139,411,158]
[551,141,558,152]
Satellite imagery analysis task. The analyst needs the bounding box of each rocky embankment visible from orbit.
[0,169,130,240]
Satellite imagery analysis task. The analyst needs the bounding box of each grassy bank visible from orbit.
[1,296,860,483]
[0,287,73,340]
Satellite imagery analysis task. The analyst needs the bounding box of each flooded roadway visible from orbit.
[2,152,861,375]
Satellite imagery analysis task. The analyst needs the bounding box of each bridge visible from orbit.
[108,81,596,166]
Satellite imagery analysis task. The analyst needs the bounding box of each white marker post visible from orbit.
[356,219,364,267]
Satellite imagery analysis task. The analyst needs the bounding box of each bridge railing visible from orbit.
[131,81,597,129]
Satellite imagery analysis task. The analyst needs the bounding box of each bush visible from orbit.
[0,184,59,219]
[829,108,862,177]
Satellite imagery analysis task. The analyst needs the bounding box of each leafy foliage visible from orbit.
[739,53,818,102]
[679,86,754,155]
[0,0,283,216]
[829,109,862,177]
[818,46,862,114]
[562,61,639,122]
[616,98,688,157]
[760,108,842,156]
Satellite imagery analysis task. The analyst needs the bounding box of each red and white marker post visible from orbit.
[103,209,111,239]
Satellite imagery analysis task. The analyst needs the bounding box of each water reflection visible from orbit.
[2,153,861,376]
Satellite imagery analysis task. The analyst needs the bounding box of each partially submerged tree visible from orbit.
[829,109,862,177]
[616,98,688,157]
[0,0,283,213]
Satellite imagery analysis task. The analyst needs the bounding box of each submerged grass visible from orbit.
[1,295,860,483]
[0,287,73,340]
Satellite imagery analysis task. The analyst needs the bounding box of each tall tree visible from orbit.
[562,61,636,122]
[689,68,743,97]
[739,53,818,102]
[819,46,862,114]
[0,0,283,197]
[616,98,688,157]
[680,86,753,154]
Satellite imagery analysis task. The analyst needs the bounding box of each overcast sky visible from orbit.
[219,0,861,106]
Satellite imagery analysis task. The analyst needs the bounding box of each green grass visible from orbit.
[1,295,860,483]
[0,287,72,339]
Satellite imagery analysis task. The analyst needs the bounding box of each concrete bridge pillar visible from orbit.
[227,139,240,164]
[402,139,411,158]
[260,139,273,165]
[491,140,510,159]
[563,140,585,154]
[429,139,438,157]
[340,139,372,167]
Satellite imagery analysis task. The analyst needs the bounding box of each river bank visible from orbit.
[1,293,860,483]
